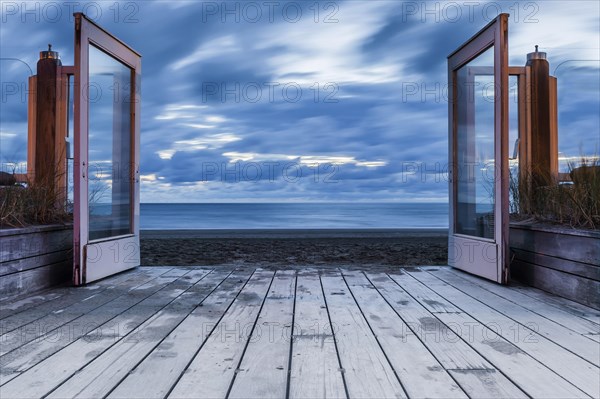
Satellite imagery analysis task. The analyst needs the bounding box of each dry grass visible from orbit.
[511,157,600,229]
[0,179,72,229]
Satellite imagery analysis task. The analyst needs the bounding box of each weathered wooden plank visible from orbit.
[107,268,254,399]
[510,225,600,266]
[509,282,600,324]
[447,369,529,399]
[365,271,528,399]
[228,270,296,399]
[321,272,406,399]
[446,267,600,337]
[406,270,598,398]
[0,267,168,320]
[0,269,206,384]
[167,269,274,399]
[0,267,166,333]
[387,269,463,314]
[435,268,600,365]
[0,227,72,263]
[512,259,600,310]
[45,269,216,399]
[0,268,170,354]
[0,269,203,398]
[512,247,600,280]
[0,250,70,277]
[288,270,346,399]
[0,290,64,319]
[342,270,467,399]
[0,260,71,301]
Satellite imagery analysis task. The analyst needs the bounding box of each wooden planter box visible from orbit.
[510,222,600,309]
[0,224,73,301]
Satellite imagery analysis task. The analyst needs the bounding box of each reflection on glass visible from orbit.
[508,75,520,213]
[555,61,600,173]
[88,45,132,241]
[455,46,495,239]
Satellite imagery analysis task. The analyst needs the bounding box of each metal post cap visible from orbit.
[39,44,60,60]
[527,45,547,61]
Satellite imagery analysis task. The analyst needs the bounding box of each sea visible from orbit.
[140,203,449,230]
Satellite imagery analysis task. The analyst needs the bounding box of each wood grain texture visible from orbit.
[342,270,467,399]
[1,266,598,398]
[288,270,346,399]
[44,269,214,399]
[510,225,600,266]
[512,259,600,310]
[321,272,406,399]
[435,268,600,365]
[446,267,600,336]
[509,225,600,309]
[0,270,188,398]
[228,270,296,399]
[509,283,600,324]
[167,270,274,399]
[108,268,254,399]
[0,268,169,354]
[408,269,598,398]
[0,269,187,384]
[0,226,73,301]
[366,271,528,399]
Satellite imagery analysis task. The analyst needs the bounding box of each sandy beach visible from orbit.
[140,229,449,268]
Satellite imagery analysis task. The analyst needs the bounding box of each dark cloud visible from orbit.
[1,1,598,201]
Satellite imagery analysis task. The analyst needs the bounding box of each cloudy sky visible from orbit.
[1,0,598,203]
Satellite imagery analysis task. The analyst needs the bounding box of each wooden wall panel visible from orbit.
[510,224,600,309]
[0,225,73,301]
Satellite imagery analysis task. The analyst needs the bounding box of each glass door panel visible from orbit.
[455,46,496,239]
[88,45,133,241]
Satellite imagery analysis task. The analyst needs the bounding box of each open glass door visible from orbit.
[73,13,141,284]
[448,14,509,283]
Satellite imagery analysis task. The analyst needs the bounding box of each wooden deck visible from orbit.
[1,266,598,399]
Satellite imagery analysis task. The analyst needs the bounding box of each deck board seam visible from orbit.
[102,268,238,398]
[0,267,173,328]
[419,269,593,397]
[284,270,298,399]
[319,269,351,399]
[224,270,277,398]
[338,269,410,398]
[0,269,201,385]
[445,268,600,337]
[358,269,471,397]
[435,269,600,366]
[39,268,204,398]
[0,267,177,356]
[162,268,258,399]
[506,285,600,324]
[398,270,537,399]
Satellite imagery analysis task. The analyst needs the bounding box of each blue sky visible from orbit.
[1,0,599,203]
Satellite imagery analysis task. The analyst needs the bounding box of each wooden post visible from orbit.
[526,47,557,188]
[32,44,70,207]
[27,75,37,182]
[34,45,62,190]
[549,76,559,180]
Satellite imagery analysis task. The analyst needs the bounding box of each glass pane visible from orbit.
[508,75,520,214]
[454,46,495,239]
[88,45,132,241]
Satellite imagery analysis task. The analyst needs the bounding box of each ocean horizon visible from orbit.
[140,202,449,230]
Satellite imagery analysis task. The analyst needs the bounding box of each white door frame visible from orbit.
[73,12,141,285]
[447,14,509,283]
